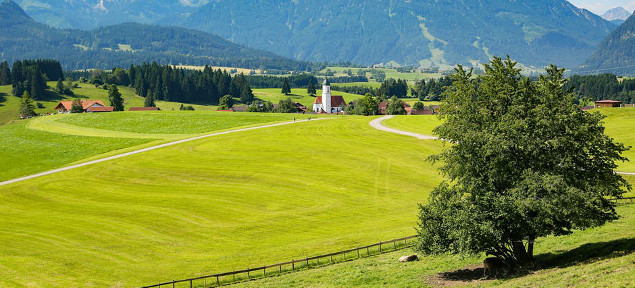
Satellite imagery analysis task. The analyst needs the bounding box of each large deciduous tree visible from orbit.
[417,57,630,269]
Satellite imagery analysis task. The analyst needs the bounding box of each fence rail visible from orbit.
[142,235,417,288]
[609,196,635,205]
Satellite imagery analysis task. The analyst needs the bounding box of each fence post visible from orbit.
[204,277,206,288]
[173,281,175,288]
[216,276,220,286]
[394,240,396,250]
[379,241,382,253]
[190,279,193,288]
[264,266,266,277]
[292,260,295,271]
[330,254,333,263]
[367,246,370,255]
[279,264,282,273]
[357,248,360,258]
[306,259,309,268]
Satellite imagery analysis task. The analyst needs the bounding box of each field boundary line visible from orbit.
[141,235,417,288]
[369,115,438,140]
[0,118,327,186]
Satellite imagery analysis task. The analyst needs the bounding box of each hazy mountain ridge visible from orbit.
[0,1,314,71]
[8,0,619,69]
[581,13,635,75]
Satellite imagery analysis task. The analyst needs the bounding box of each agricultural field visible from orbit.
[0,112,315,181]
[233,204,635,288]
[0,115,444,287]
[252,88,365,107]
[0,83,219,125]
[383,109,635,173]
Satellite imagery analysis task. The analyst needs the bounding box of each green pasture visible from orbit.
[0,112,316,181]
[0,116,445,287]
[0,83,218,125]
[252,88,364,107]
[233,204,635,288]
[331,82,383,89]
[382,109,635,172]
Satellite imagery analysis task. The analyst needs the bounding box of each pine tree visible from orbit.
[108,85,125,111]
[56,78,64,94]
[29,66,45,100]
[239,82,255,104]
[0,61,11,85]
[281,77,291,95]
[19,91,36,118]
[144,89,156,107]
[307,79,316,96]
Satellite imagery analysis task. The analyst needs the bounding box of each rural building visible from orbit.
[379,101,411,115]
[594,100,621,108]
[312,79,346,113]
[129,107,160,111]
[55,100,110,113]
[87,106,114,113]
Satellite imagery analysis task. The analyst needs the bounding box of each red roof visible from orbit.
[313,96,347,107]
[55,100,106,110]
[129,107,160,111]
[87,106,114,112]
[594,100,621,104]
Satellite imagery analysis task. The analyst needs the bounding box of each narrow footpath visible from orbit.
[369,115,438,140]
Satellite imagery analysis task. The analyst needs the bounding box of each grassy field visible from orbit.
[0,112,316,181]
[0,116,445,287]
[0,83,218,125]
[232,204,635,288]
[382,109,635,172]
[252,88,365,107]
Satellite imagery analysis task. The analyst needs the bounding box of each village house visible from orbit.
[312,79,346,113]
[54,100,112,113]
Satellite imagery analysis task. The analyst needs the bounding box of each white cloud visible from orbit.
[568,0,635,15]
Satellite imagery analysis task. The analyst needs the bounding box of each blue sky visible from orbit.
[568,0,635,14]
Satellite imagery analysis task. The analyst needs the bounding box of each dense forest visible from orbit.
[7,59,64,100]
[565,74,635,104]
[411,76,454,101]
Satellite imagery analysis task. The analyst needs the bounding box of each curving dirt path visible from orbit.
[0,118,326,186]
[369,115,438,140]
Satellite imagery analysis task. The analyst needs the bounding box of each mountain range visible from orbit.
[11,0,618,70]
[581,12,635,75]
[601,7,633,25]
[0,0,314,71]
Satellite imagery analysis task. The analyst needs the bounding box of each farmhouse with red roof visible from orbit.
[54,100,111,113]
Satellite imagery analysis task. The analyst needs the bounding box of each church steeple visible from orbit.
[322,78,331,113]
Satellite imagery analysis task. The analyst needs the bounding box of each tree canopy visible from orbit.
[416,57,631,269]
[108,85,124,111]
[281,77,291,95]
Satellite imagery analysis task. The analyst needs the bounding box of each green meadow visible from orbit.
[0,116,444,287]
[0,83,218,125]
[322,67,443,82]
[0,99,633,287]
[233,204,635,288]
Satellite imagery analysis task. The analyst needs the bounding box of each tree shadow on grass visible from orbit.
[431,238,635,285]
[0,91,6,107]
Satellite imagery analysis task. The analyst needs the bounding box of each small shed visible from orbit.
[594,100,621,108]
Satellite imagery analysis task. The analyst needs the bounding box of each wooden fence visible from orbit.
[142,235,417,288]
[611,196,635,205]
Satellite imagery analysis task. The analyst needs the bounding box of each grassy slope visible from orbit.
[0,112,316,181]
[0,117,444,287]
[252,88,365,107]
[383,109,635,172]
[0,83,218,125]
[232,204,635,288]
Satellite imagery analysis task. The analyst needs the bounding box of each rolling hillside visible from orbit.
[580,13,635,75]
[0,1,314,71]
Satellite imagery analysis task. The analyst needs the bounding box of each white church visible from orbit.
[312,79,347,113]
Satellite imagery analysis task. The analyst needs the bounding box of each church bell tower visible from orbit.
[322,78,331,113]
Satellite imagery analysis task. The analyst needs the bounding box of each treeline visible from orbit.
[411,76,453,101]
[7,59,64,100]
[120,63,255,105]
[565,74,635,104]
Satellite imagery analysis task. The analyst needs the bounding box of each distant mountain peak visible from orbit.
[601,7,632,21]
[0,0,32,22]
